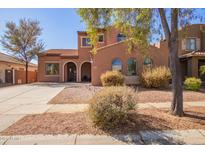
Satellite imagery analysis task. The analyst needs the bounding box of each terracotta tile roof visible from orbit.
[179,51,205,58]
[39,49,79,57]
[95,41,125,51]
[0,52,37,67]
[77,28,106,34]
[94,40,161,52]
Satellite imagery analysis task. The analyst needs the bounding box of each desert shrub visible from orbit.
[100,70,124,86]
[200,65,205,75]
[141,66,171,88]
[88,86,137,130]
[184,77,202,91]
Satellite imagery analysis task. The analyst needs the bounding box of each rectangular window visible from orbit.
[186,38,196,51]
[81,37,91,47]
[98,34,104,43]
[45,63,59,75]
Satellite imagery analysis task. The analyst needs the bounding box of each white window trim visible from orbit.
[98,33,104,43]
[185,37,197,51]
[45,62,60,76]
[80,36,92,48]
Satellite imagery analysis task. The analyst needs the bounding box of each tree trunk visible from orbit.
[169,9,183,116]
[25,62,28,84]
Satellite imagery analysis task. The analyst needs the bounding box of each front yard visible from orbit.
[1,107,205,136]
[1,83,205,144]
[48,84,205,104]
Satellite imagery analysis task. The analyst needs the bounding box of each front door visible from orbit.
[67,62,76,82]
[5,69,13,83]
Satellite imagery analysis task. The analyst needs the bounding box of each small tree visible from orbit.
[0,19,44,83]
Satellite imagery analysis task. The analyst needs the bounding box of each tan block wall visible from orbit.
[0,61,37,83]
[15,70,37,84]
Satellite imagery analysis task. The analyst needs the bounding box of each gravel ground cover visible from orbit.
[49,85,205,104]
[1,107,205,135]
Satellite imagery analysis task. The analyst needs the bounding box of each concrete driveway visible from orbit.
[0,83,65,131]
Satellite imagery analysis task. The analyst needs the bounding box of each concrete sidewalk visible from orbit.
[1,129,205,145]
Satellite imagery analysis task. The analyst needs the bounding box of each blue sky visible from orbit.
[0,8,204,54]
[0,8,86,53]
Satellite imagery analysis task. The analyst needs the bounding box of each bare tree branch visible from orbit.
[158,8,171,42]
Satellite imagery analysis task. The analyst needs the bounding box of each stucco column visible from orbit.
[12,68,15,84]
[61,62,64,82]
[77,64,80,82]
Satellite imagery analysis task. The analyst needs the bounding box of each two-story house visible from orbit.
[37,24,205,85]
[179,24,205,82]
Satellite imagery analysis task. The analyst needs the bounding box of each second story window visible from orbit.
[98,34,104,43]
[186,38,196,51]
[117,33,126,42]
[81,37,91,47]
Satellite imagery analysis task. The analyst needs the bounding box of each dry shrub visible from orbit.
[141,66,171,88]
[100,70,124,86]
[88,86,137,130]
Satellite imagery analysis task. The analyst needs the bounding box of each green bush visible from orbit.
[200,65,205,75]
[141,66,171,88]
[184,77,202,91]
[88,86,137,130]
[100,70,124,86]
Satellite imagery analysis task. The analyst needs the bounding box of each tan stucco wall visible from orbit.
[38,55,93,83]
[91,42,169,85]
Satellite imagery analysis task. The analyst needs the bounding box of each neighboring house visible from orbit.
[38,24,205,86]
[179,24,205,82]
[0,52,37,85]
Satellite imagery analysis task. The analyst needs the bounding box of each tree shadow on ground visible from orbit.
[100,113,186,145]
[135,86,205,94]
[184,112,205,121]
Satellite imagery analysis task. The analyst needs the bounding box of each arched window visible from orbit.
[112,59,122,71]
[144,57,153,68]
[127,58,137,75]
[117,33,126,42]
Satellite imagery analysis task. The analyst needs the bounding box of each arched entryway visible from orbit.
[65,62,77,82]
[81,62,91,82]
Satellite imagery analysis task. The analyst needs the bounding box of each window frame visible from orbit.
[143,57,153,68]
[98,34,104,43]
[127,58,137,76]
[186,37,196,51]
[112,58,123,72]
[45,63,60,76]
[81,36,92,48]
[117,33,126,42]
